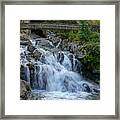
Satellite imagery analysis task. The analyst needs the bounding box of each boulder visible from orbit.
[20,80,31,100]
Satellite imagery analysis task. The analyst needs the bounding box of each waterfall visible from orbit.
[56,38,62,48]
[20,33,100,100]
[26,66,30,83]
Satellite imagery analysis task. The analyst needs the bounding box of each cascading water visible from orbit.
[20,32,100,100]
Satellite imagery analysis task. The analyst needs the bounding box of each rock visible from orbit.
[76,50,86,60]
[40,54,46,64]
[68,53,74,68]
[20,80,31,100]
[27,63,40,89]
[20,33,32,46]
[41,72,47,90]
[20,39,32,46]
[67,43,78,54]
[27,44,35,52]
[28,91,45,100]
[20,65,28,81]
[32,49,42,60]
[68,53,81,73]
[57,52,64,64]
[82,83,91,93]
[93,88,100,93]
[60,39,69,50]
[31,29,46,38]
[26,53,32,62]
[35,38,54,48]
[49,36,61,47]
[27,63,34,69]
[63,78,69,91]
[74,59,81,73]
[63,76,77,93]
[20,33,30,41]
[20,41,30,46]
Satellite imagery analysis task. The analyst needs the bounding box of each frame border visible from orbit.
[0,0,119,119]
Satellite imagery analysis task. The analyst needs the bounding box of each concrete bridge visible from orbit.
[20,23,100,31]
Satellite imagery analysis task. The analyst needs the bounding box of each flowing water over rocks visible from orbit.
[20,31,100,100]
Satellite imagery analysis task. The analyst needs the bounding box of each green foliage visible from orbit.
[68,30,81,43]
[79,20,100,83]
[55,30,70,39]
[79,20,100,71]
[81,43,100,70]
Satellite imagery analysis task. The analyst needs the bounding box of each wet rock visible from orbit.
[68,53,73,61]
[73,59,81,73]
[82,83,91,93]
[27,44,35,52]
[26,63,36,89]
[64,43,78,54]
[68,54,81,73]
[20,65,28,81]
[20,51,26,60]
[20,41,30,46]
[68,53,74,68]
[63,76,77,92]
[27,63,34,69]
[26,54,32,62]
[59,39,69,50]
[20,80,31,100]
[57,52,64,64]
[41,72,47,90]
[32,50,42,60]
[63,77,69,91]
[49,36,61,47]
[35,38,54,48]
[40,54,46,64]
[93,88,100,93]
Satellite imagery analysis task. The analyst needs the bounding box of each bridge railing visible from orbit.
[20,23,100,31]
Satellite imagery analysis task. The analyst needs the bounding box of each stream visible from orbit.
[20,31,100,100]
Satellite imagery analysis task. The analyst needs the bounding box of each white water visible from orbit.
[31,90,95,100]
[20,35,100,100]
